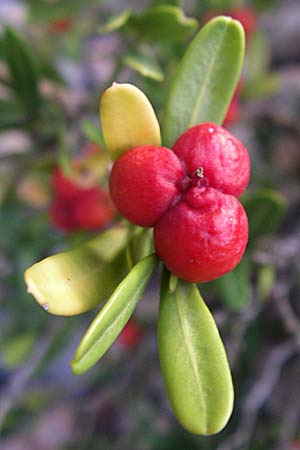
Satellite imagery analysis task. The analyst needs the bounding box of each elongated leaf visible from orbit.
[100,83,161,160]
[71,254,158,374]
[123,52,164,82]
[98,9,132,33]
[242,189,287,240]
[3,27,41,116]
[129,6,198,43]
[162,16,245,147]
[214,257,251,311]
[24,224,129,316]
[158,270,234,435]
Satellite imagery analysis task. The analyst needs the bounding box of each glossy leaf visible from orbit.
[100,83,161,160]
[129,6,198,43]
[162,16,245,147]
[24,224,130,316]
[71,254,158,374]
[214,257,251,311]
[3,27,41,116]
[123,52,164,82]
[158,270,234,435]
[242,189,287,240]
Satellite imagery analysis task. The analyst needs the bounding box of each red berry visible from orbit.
[50,18,72,34]
[109,145,184,227]
[223,98,241,126]
[173,123,250,198]
[228,7,257,38]
[52,168,81,201]
[119,320,143,349]
[109,123,250,282]
[203,8,257,40]
[49,197,77,232]
[154,187,248,282]
[72,188,115,231]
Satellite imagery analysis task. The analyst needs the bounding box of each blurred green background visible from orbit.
[0,0,300,449]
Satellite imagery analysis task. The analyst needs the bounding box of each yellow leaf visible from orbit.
[100,82,161,160]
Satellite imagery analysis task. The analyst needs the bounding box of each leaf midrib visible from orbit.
[189,22,229,126]
[175,288,207,430]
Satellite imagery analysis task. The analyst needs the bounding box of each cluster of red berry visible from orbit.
[110,123,250,283]
[50,147,115,233]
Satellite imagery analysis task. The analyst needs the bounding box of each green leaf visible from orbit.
[98,9,132,33]
[0,99,25,130]
[162,16,245,147]
[243,73,280,100]
[3,27,41,116]
[2,332,36,368]
[214,257,251,311]
[81,119,105,147]
[123,51,164,82]
[71,254,158,374]
[257,264,275,302]
[246,32,271,80]
[24,224,130,316]
[242,189,287,240]
[128,6,198,43]
[158,270,234,435]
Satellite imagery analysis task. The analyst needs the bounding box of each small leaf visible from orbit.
[242,189,287,240]
[81,119,105,147]
[98,9,132,33]
[129,6,198,43]
[243,73,280,100]
[71,254,158,374]
[158,270,234,435]
[0,99,25,130]
[214,257,251,311]
[3,27,41,116]
[162,16,245,147]
[246,32,271,80]
[257,264,275,301]
[24,224,130,316]
[123,52,164,82]
[100,83,161,160]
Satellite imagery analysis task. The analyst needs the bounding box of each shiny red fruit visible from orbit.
[109,123,250,282]
[173,123,250,197]
[154,187,248,282]
[109,145,184,227]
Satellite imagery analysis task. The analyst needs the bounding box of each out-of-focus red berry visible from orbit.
[203,7,257,39]
[72,188,115,231]
[223,80,244,127]
[50,162,115,233]
[228,7,257,38]
[49,198,78,232]
[223,97,241,126]
[52,168,82,201]
[119,321,144,349]
[49,18,72,34]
